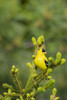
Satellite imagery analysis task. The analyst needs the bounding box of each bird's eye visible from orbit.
[42,48,45,52]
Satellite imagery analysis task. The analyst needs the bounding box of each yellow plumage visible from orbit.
[34,48,48,70]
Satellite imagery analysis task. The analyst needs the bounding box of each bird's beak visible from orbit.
[44,52,47,54]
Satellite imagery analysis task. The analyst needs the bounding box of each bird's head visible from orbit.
[42,48,47,54]
[37,48,47,55]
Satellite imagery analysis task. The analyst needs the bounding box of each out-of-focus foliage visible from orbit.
[0,0,67,100]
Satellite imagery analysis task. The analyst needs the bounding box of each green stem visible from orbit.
[4,93,21,97]
[13,73,23,94]
[23,70,48,96]
[35,69,47,81]
[36,73,48,83]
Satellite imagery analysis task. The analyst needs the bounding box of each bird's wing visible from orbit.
[45,60,48,67]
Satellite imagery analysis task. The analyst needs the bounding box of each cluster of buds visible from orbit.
[4,89,16,96]
[16,96,23,100]
[55,52,66,65]
[47,68,52,75]
[11,65,19,74]
[50,88,60,100]
[2,83,13,90]
[36,79,55,93]
[45,79,55,89]
[37,86,45,92]
[26,92,35,100]
[32,35,44,46]
[48,52,66,68]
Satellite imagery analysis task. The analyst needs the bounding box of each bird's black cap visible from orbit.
[42,48,46,52]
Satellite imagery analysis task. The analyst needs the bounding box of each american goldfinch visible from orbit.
[34,48,48,70]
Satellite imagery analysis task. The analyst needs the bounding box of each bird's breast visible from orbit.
[34,56,47,70]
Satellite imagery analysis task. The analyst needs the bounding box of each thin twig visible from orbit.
[14,74,23,94]
[4,93,21,97]
[23,71,48,96]
[35,69,47,81]
[36,73,48,83]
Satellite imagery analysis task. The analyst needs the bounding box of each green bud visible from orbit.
[2,83,12,89]
[55,52,61,64]
[23,89,26,93]
[37,35,44,46]
[12,65,16,69]
[8,89,11,93]
[16,99,20,100]
[12,92,16,95]
[31,97,35,100]
[20,96,23,100]
[15,69,19,73]
[50,95,53,100]
[45,79,55,89]
[61,58,66,64]
[52,88,57,96]
[47,68,52,75]
[26,62,32,68]
[32,74,37,78]
[11,65,16,73]
[47,76,52,79]
[27,93,30,98]
[48,57,54,64]
[56,52,61,59]
[4,92,7,95]
[30,92,33,96]
[3,83,8,88]
[11,69,14,73]
[32,55,35,59]
[37,86,45,92]
[55,97,60,100]
[32,37,37,45]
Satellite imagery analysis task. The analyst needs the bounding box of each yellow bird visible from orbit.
[34,48,48,70]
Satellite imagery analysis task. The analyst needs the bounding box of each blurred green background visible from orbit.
[0,0,67,100]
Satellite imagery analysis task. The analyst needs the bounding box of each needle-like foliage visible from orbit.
[0,36,66,100]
